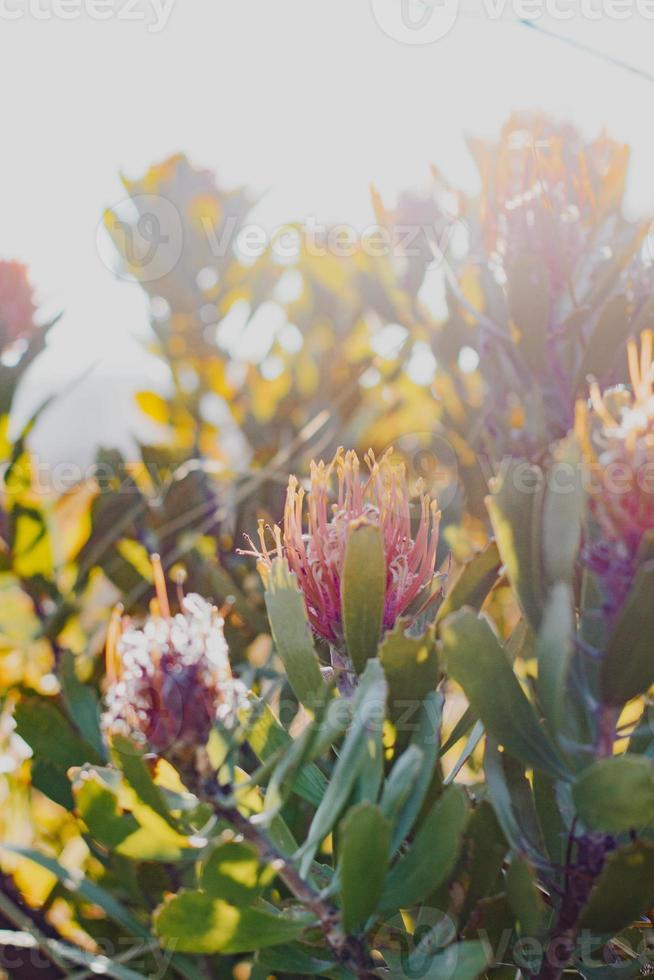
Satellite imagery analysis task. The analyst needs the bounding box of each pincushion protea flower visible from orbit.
[0,260,36,348]
[576,330,654,616]
[102,556,246,757]
[246,448,441,646]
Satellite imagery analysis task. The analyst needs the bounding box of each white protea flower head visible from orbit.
[102,555,247,757]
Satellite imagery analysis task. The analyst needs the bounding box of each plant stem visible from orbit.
[190,767,375,978]
[537,705,618,980]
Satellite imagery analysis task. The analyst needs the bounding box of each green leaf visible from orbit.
[257,944,338,976]
[14,696,100,771]
[573,756,654,833]
[381,785,468,912]
[297,659,387,874]
[485,740,546,863]
[380,745,424,826]
[576,294,630,386]
[111,735,175,827]
[459,801,507,929]
[58,650,105,760]
[580,841,654,933]
[263,558,325,709]
[379,620,439,723]
[246,698,328,807]
[505,855,545,936]
[536,582,575,732]
[385,938,491,980]
[202,841,275,904]
[533,769,567,868]
[600,561,654,706]
[507,254,551,371]
[437,541,501,623]
[338,803,391,933]
[31,759,74,809]
[341,521,385,673]
[2,846,150,937]
[442,610,566,778]
[486,460,545,631]
[541,437,583,586]
[154,890,310,954]
[74,771,139,849]
[390,692,443,852]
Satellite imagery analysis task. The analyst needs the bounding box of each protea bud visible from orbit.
[0,260,36,350]
[102,556,246,760]
[576,330,654,615]
[246,448,441,646]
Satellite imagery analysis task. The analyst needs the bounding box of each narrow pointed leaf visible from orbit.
[442,610,566,778]
[342,521,385,673]
[381,785,468,912]
[338,803,391,933]
[263,557,325,709]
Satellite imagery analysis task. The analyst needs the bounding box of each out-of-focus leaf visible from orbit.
[379,620,439,722]
[381,785,468,912]
[72,767,193,862]
[384,939,491,980]
[536,582,575,733]
[135,390,170,424]
[297,659,387,874]
[58,650,105,760]
[442,611,566,778]
[341,521,385,673]
[14,696,102,802]
[485,739,546,863]
[459,801,507,928]
[263,557,325,709]
[74,771,139,848]
[111,734,175,826]
[580,841,654,934]
[338,802,390,933]
[390,692,443,852]
[437,541,501,622]
[541,436,582,586]
[2,847,150,938]
[257,944,338,976]
[533,769,567,868]
[507,254,551,371]
[600,561,654,706]
[572,756,654,833]
[379,745,423,826]
[445,720,484,785]
[576,294,630,386]
[154,890,310,954]
[202,841,275,903]
[486,460,545,631]
[246,698,328,807]
[505,855,545,936]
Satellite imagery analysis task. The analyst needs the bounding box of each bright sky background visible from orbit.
[2,0,654,462]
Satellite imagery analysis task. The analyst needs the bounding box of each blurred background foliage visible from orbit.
[1,110,654,977]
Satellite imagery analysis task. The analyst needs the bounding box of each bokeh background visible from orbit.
[4,1,654,466]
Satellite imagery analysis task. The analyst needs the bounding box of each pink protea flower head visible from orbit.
[577,331,654,617]
[0,261,36,349]
[248,448,441,645]
[102,556,247,758]
[578,331,654,552]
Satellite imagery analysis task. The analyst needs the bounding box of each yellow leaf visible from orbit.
[135,391,169,425]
